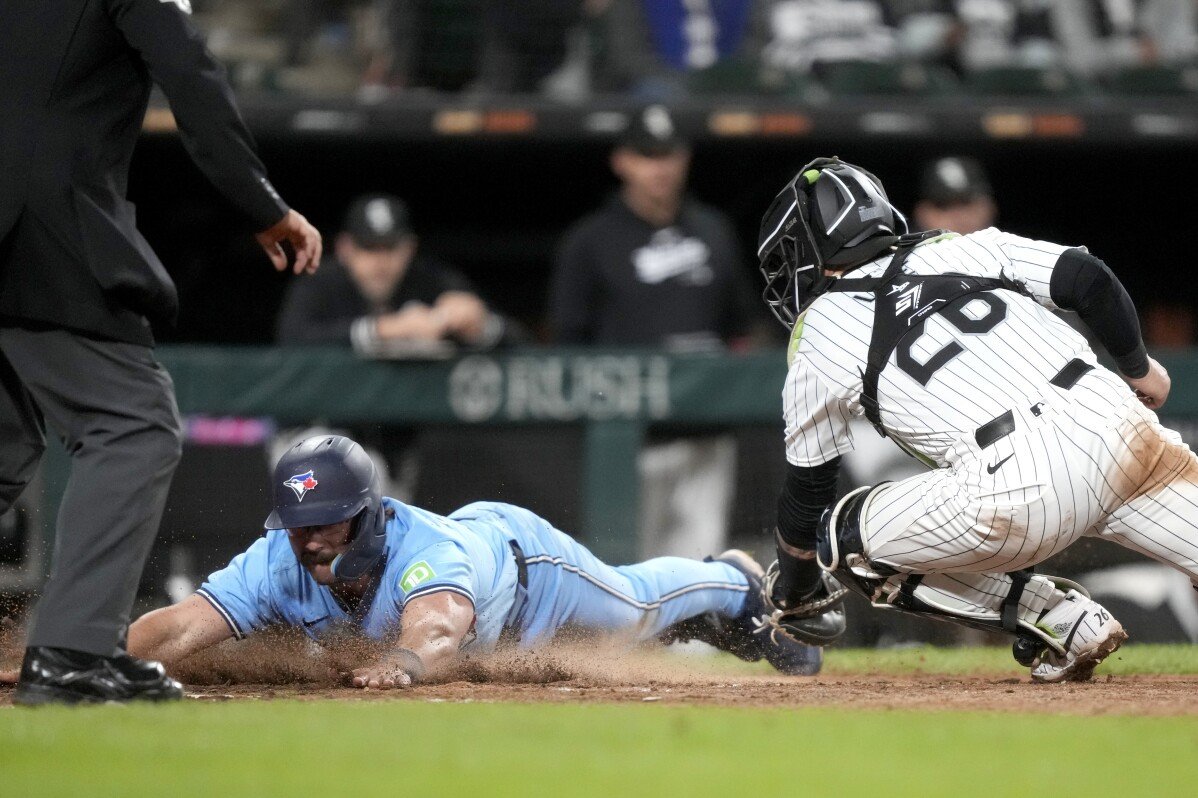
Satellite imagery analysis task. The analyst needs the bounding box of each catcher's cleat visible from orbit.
[756,560,848,647]
[13,646,184,706]
[1025,591,1128,684]
[659,550,823,675]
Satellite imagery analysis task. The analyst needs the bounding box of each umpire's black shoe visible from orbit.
[14,646,184,706]
[659,550,823,676]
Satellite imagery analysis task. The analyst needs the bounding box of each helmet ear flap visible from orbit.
[330,503,387,581]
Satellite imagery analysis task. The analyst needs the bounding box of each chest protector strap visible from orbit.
[826,231,1015,437]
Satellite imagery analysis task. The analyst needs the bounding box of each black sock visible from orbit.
[771,551,822,608]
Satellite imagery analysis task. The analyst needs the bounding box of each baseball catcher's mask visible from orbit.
[266,434,388,582]
[757,157,907,327]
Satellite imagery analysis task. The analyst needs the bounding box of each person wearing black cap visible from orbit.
[277,194,504,353]
[913,156,998,235]
[549,106,765,565]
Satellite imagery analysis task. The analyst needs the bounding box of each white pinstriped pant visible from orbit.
[857,369,1198,613]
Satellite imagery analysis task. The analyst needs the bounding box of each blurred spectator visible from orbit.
[884,1,959,66]
[550,106,761,558]
[913,155,997,234]
[756,0,899,75]
[362,0,485,93]
[476,0,589,94]
[593,0,758,98]
[952,0,1064,72]
[277,193,508,354]
[1053,0,1198,78]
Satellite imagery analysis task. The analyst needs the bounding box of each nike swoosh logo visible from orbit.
[986,455,1014,474]
[302,615,330,628]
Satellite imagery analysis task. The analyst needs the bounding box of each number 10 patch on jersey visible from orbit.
[401,561,436,593]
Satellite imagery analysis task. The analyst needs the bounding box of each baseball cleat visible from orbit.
[1028,591,1128,684]
[14,646,184,706]
[659,550,823,675]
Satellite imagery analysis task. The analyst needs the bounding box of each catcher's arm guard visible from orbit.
[756,565,849,646]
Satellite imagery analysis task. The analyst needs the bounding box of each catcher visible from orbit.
[104,435,819,690]
[754,157,1191,683]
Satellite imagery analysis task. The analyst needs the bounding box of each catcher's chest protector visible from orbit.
[825,232,1020,436]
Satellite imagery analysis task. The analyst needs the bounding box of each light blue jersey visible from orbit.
[198,499,749,653]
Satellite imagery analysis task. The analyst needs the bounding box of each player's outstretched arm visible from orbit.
[127,594,236,667]
[350,591,475,689]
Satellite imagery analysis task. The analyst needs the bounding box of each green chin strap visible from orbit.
[802,169,821,184]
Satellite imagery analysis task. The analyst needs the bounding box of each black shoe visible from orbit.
[659,550,824,676]
[14,646,184,706]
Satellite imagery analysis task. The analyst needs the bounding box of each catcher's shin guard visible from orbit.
[814,484,892,601]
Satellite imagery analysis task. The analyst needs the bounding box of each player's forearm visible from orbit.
[127,607,198,665]
[773,458,841,601]
[390,616,466,678]
[1049,248,1148,378]
[127,595,233,666]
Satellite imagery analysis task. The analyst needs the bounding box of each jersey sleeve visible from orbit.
[395,542,479,608]
[106,0,288,230]
[196,536,281,639]
[982,229,1076,310]
[782,353,856,467]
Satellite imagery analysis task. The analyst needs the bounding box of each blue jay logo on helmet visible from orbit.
[757,156,906,328]
[265,435,388,582]
[283,470,319,501]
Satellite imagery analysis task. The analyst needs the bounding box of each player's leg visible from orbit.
[657,435,736,559]
[870,569,1125,682]
[475,501,821,670]
[0,338,47,514]
[1089,400,1198,585]
[5,329,183,657]
[850,409,1109,576]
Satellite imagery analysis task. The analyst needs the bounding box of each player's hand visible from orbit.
[1124,356,1171,410]
[0,667,17,684]
[349,663,414,690]
[375,305,447,342]
[434,292,488,342]
[255,210,323,274]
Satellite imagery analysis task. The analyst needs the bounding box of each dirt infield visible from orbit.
[4,631,1198,715]
[157,673,1198,716]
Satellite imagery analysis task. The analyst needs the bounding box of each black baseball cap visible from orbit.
[618,105,688,155]
[918,157,993,206]
[342,194,413,249]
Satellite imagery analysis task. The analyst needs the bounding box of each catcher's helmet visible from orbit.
[265,435,387,582]
[757,157,906,327]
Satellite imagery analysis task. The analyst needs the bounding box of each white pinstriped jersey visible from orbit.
[783,228,1093,468]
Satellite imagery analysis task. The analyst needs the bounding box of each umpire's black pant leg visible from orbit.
[0,327,183,656]
[0,341,47,513]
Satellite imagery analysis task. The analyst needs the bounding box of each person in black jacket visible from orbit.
[0,0,321,705]
[277,194,503,354]
[549,105,764,563]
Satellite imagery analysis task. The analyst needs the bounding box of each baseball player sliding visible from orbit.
[754,157,1188,683]
[109,435,818,692]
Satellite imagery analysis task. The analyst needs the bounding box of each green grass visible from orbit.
[5,646,1198,797]
[822,643,1198,676]
[673,643,1198,676]
[2,701,1197,797]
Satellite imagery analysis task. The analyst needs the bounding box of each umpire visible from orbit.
[0,0,321,705]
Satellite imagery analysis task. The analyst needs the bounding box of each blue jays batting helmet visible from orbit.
[265,435,387,581]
